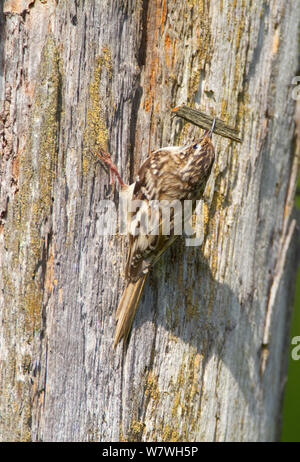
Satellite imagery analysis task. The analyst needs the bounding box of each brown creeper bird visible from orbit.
[96,119,216,347]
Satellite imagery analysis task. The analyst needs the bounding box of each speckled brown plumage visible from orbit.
[96,125,215,347]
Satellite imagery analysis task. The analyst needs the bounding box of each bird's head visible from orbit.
[183,118,216,157]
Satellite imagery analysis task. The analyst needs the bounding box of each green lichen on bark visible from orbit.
[83,47,113,176]
[4,34,61,332]
[2,34,62,441]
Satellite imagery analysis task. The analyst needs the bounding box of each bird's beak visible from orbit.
[207,118,216,138]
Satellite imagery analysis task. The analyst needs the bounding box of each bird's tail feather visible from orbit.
[114,274,148,348]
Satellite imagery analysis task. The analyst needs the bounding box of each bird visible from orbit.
[96,118,216,347]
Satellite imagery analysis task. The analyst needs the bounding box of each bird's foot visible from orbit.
[95,149,125,189]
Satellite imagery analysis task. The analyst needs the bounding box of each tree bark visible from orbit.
[0,0,299,442]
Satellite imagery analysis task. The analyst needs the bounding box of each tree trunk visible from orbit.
[0,0,299,442]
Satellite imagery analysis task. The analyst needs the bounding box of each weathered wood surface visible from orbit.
[0,0,299,442]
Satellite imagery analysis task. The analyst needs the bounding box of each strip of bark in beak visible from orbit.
[172,105,242,143]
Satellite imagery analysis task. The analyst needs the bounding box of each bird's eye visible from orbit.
[193,144,198,149]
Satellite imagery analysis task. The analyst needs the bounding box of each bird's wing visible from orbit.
[124,149,186,281]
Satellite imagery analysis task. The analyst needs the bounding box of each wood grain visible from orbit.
[0,0,299,443]
[172,105,242,143]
